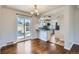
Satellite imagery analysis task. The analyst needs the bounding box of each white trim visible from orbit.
[0,37,37,49]
[73,41,79,45]
[0,44,7,49]
[31,37,38,39]
[64,42,74,50]
[0,41,16,49]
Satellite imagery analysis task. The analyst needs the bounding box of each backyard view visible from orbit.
[17,16,31,40]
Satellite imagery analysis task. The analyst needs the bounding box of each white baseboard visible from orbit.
[0,41,16,49]
[0,37,38,49]
[64,42,74,50]
[73,42,79,45]
[0,44,7,49]
[31,37,38,39]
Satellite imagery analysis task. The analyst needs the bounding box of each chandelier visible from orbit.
[30,5,39,16]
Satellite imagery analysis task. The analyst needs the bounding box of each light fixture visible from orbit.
[30,5,39,16]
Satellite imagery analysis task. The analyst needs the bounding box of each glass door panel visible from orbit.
[25,19,31,39]
[17,17,25,39]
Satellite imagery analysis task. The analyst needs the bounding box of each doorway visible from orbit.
[50,15,64,46]
[17,15,31,41]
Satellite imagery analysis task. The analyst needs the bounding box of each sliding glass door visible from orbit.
[24,19,31,39]
[17,15,31,41]
[17,17,25,39]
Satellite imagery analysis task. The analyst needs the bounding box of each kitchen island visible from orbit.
[36,29,53,41]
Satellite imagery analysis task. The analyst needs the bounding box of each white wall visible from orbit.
[64,6,79,50]
[0,6,2,48]
[0,7,17,48]
[31,16,39,39]
[74,6,79,45]
[64,6,76,50]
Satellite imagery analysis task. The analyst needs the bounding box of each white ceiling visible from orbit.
[6,5,62,15]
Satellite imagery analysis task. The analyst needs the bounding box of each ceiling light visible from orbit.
[30,5,39,16]
[35,9,38,13]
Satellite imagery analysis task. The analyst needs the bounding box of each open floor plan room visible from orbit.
[0,5,79,54]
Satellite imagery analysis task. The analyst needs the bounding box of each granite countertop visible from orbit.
[36,28,53,31]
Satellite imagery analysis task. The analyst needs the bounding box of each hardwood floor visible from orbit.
[32,39,64,54]
[1,44,17,54]
[1,39,79,54]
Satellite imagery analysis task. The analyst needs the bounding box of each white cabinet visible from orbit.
[39,31,47,41]
[38,30,52,41]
